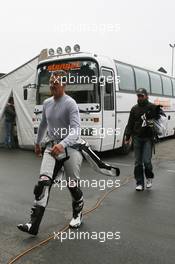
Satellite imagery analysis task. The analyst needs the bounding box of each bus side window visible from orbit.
[134,68,150,93]
[149,72,162,95]
[162,76,173,96]
[116,63,135,91]
[172,79,175,96]
[102,70,114,110]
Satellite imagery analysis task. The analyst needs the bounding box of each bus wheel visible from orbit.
[119,133,133,155]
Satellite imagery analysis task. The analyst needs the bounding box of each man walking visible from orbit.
[17,70,84,235]
[125,88,159,191]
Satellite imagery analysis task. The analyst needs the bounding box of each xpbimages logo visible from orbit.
[56,23,120,34]
[54,230,121,243]
[53,126,121,139]
[53,178,120,191]
[51,72,120,86]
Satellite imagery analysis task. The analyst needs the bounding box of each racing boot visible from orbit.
[17,205,45,235]
[69,198,84,228]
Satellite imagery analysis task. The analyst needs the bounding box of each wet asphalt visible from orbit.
[0,138,175,264]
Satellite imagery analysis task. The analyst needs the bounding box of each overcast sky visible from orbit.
[0,0,175,75]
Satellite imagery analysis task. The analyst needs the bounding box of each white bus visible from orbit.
[29,45,175,153]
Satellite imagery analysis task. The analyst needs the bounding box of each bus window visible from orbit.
[102,70,114,110]
[149,72,162,95]
[162,76,173,96]
[116,63,135,92]
[171,79,175,97]
[134,68,150,93]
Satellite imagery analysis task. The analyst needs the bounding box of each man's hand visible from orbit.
[124,136,131,145]
[51,144,64,157]
[35,144,42,157]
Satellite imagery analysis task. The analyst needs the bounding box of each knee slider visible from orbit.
[34,175,52,201]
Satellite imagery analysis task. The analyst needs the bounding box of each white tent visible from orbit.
[0,56,38,148]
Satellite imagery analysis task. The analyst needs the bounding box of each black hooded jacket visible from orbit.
[125,100,161,140]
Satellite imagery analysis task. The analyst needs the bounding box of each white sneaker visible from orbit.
[146,178,152,188]
[136,185,144,191]
[69,212,82,228]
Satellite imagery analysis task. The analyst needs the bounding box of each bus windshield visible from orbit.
[36,60,100,109]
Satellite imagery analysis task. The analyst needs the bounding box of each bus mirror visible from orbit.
[23,83,36,89]
[106,82,113,94]
[24,88,28,100]
[23,83,36,100]
[30,84,37,89]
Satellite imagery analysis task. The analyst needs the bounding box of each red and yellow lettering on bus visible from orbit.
[47,62,80,71]
[154,98,171,109]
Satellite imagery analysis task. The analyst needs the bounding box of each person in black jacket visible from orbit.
[4,97,16,148]
[125,88,159,191]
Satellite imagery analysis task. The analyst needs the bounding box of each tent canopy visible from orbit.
[0,57,38,148]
